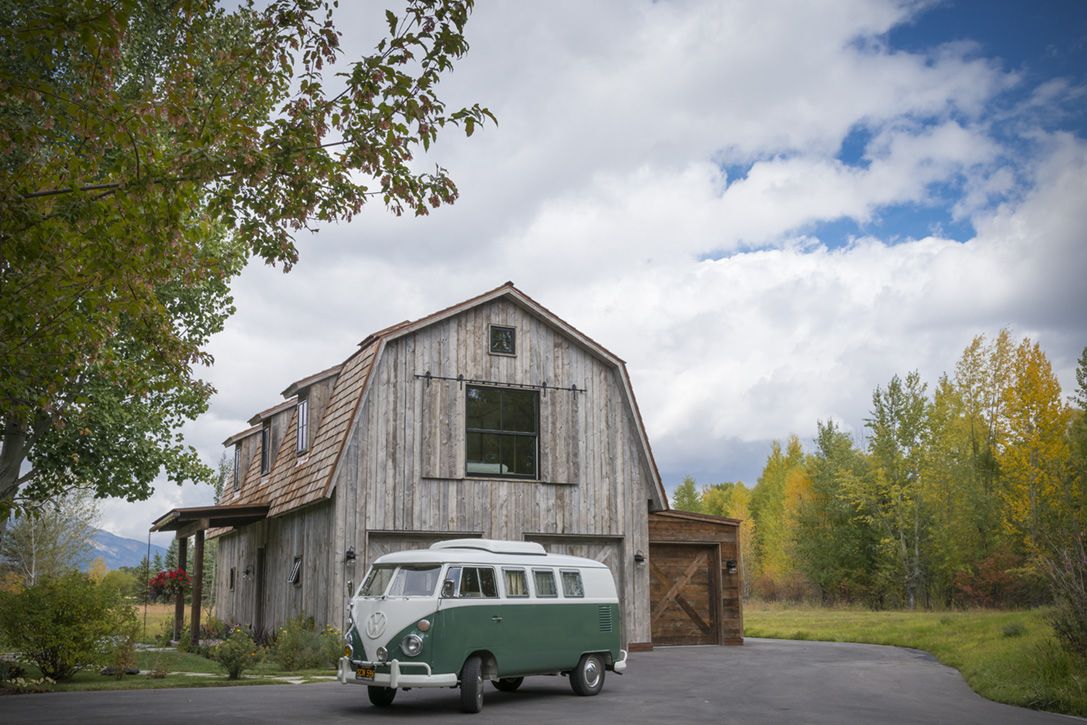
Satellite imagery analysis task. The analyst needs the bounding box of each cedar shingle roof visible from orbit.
[213,282,667,529]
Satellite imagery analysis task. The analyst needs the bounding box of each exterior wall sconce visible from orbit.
[633,551,646,564]
[345,547,356,566]
[726,560,737,575]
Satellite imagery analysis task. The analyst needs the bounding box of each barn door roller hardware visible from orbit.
[416,371,585,394]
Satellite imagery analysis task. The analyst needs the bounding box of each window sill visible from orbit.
[421,476,576,486]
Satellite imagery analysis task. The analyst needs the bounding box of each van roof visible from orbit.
[372,542,610,569]
[429,539,547,555]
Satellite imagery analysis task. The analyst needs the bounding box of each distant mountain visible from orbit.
[87,529,168,571]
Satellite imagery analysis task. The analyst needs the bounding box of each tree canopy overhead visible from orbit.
[0,0,493,517]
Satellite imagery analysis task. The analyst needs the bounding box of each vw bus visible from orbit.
[337,539,628,713]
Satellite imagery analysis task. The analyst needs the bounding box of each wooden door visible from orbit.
[649,543,719,645]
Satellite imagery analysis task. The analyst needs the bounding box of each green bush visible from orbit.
[212,627,260,680]
[106,619,140,678]
[1003,622,1026,638]
[270,617,341,670]
[0,572,136,681]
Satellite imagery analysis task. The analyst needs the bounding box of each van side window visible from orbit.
[533,569,558,598]
[459,566,498,598]
[561,570,584,598]
[503,568,529,598]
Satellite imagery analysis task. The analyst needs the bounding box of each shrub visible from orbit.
[7,676,55,693]
[0,572,136,681]
[1002,622,1026,638]
[1040,536,1087,661]
[148,653,170,679]
[213,628,260,680]
[270,617,341,670]
[106,619,140,678]
[0,660,27,684]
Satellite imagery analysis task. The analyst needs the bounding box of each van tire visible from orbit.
[367,686,396,707]
[492,677,524,692]
[570,653,605,696]
[460,655,484,713]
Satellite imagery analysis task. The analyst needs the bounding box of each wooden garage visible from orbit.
[647,510,744,647]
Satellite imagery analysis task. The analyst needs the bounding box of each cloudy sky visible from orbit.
[108,0,1087,546]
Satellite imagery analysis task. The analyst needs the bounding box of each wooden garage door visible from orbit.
[650,543,718,645]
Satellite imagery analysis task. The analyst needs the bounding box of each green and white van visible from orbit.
[337,538,628,712]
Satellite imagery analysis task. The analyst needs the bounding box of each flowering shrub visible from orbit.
[7,676,55,693]
[147,568,191,601]
[212,628,260,680]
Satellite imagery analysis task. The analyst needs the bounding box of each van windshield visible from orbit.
[359,566,395,597]
[387,565,442,597]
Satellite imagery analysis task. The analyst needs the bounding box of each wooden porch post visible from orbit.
[190,529,204,649]
[173,535,188,641]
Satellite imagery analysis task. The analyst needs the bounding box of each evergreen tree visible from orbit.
[672,477,703,513]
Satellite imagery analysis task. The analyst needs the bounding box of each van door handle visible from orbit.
[491,615,503,623]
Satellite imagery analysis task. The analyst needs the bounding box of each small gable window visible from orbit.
[287,556,302,586]
[296,396,309,455]
[489,324,516,356]
[260,420,272,475]
[233,445,241,491]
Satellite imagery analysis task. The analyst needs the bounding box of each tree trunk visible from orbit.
[0,418,30,540]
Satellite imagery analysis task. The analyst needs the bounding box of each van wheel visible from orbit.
[460,655,484,713]
[570,653,605,696]
[367,686,396,707]
[492,677,523,692]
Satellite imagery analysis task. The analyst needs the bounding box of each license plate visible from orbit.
[355,666,375,680]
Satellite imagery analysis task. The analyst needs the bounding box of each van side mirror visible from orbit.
[441,579,456,598]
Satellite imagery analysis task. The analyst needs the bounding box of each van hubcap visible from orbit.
[584,659,601,688]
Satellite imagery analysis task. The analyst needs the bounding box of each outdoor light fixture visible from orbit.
[242,566,253,580]
[633,551,646,564]
[345,547,357,566]
[726,560,737,575]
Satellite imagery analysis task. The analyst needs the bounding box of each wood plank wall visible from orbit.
[329,298,658,644]
[213,502,334,636]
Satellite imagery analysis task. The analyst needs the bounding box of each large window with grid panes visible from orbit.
[465,385,538,479]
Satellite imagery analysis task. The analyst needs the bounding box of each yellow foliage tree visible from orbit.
[998,339,1071,551]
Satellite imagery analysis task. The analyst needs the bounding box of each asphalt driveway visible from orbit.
[0,638,1080,724]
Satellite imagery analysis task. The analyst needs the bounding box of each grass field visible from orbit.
[136,603,176,642]
[744,602,1087,716]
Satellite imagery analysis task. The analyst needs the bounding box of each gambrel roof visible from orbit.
[216,283,667,527]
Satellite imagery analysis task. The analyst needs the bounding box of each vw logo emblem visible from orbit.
[365,611,387,639]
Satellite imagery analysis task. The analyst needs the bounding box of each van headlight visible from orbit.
[400,634,423,657]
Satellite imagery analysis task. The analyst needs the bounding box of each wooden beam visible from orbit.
[173,535,187,641]
[190,530,204,650]
[175,518,210,539]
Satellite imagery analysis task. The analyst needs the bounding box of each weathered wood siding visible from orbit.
[329,298,657,645]
[213,501,335,635]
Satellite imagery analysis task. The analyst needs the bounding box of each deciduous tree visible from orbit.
[0,0,493,521]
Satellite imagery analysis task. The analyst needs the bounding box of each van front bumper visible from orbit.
[338,657,457,689]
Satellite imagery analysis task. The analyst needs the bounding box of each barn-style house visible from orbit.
[152,283,743,649]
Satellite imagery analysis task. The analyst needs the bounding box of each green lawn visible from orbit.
[744,603,1087,716]
[5,650,337,693]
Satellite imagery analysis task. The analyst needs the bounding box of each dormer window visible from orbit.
[296,396,309,455]
[489,324,516,356]
[260,420,272,475]
[233,445,241,491]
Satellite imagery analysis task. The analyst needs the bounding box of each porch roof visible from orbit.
[150,503,269,533]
